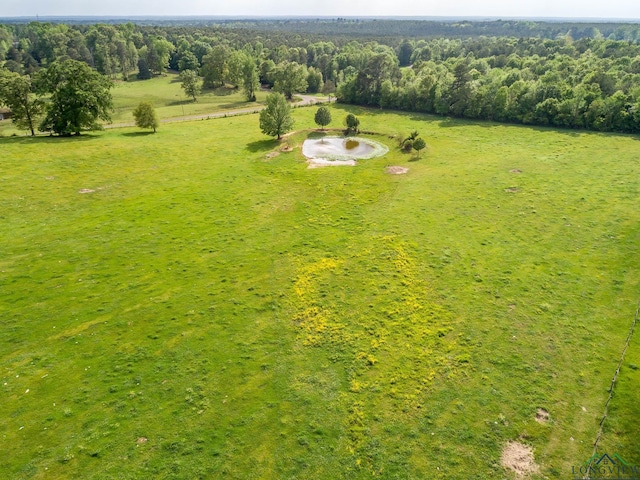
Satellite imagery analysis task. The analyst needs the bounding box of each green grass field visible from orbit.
[1,105,639,479]
[110,74,269,124]
[0,72,267,135]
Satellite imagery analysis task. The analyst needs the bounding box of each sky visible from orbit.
[2,0,640,20]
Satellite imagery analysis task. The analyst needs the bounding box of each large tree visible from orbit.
[36,60,113,136]
[143,37,174,75]
[201,45,229,88]
[259,92,294,139]
[273,62,308,100]
[0,69,45,136]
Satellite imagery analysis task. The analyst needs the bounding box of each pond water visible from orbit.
[302,137,377,160]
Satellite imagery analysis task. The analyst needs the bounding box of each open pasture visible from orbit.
[1,106,639,479]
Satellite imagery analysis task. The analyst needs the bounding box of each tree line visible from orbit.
[3,20,640,134]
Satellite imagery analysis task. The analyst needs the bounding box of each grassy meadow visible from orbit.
[1,105,639,479]
[110,74,269,124]
[0,72,267,136]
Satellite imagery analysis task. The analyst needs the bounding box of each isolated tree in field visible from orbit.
[259,92,294,140]
[36,59,113,136]
[180,69,201,101]
[345,113,360,133]
[412,137,426,157]
[314,106,331,130]
[132,101,159,133]
[0,69,44,136]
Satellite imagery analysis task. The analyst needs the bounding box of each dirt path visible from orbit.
[105,94,330,129]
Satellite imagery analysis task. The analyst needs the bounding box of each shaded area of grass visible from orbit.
[1,107,639,479]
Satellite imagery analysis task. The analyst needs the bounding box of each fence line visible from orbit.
[584,301,640,478]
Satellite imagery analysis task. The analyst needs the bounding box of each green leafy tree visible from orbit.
[412,137,426,157]
[132,101,159,133]
[273,62,308,100]
[178,51,199,72]
[0,69,45,136]
[447,58,474,117]
[401,130,419,151]
[259,59,276,87]
[144,37,174,75]
[259,92,294,139]
[36,59,113,136]
[226,51,245,87]
[345,113,360,133]
[240,54,260,102]
[180,69,201,101]
[314,106,331,130]
[306,67,323,93]
[201,45,229,88]
[137,58,151,80]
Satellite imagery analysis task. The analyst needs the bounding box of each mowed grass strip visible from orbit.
[1,107,639,479]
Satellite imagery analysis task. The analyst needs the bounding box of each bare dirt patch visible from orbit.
[136,437,148,444]
[386,166,409,175]
[510,169,522,173]
[501,441,540,477]
[265,151,280,159]
[535,408,550,423]
[504,187,519,193]
[78,189,96,194]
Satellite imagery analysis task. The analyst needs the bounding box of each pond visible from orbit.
[302,136,388,167]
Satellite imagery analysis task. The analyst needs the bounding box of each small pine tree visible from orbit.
[132,101,159,133]
[314,106,331,130]
[412,137,426,157]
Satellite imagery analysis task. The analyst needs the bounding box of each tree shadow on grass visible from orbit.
[121,131,156,137]
[307,131,328,140]
[246,139,278,152]
[0,133,98,145]
[167,99,193,106]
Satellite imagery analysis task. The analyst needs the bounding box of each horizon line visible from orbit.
[1,15,640,22]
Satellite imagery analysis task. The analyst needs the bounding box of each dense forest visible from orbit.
[2,18,640,133]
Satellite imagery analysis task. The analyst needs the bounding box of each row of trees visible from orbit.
[335,43,640,132]
[4,20,640,134]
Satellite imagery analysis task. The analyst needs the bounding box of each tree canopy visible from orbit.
[132,101,159,132]
[180,69,201,101]
[314,106,331,130]
[0,69,44,135]
[36,59,113,135]
[3,20,640,133]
